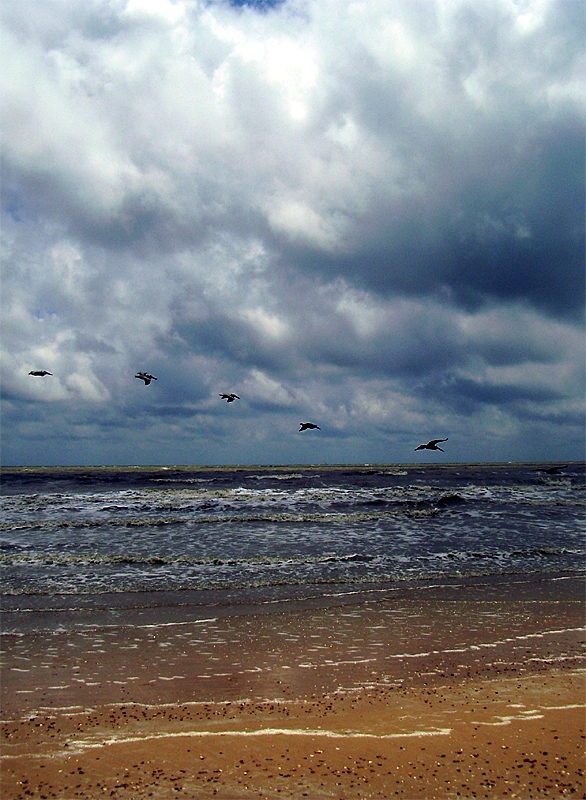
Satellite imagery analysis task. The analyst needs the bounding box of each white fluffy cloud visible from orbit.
[1,0,583,465]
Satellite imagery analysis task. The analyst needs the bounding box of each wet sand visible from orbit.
[2,575,585,799]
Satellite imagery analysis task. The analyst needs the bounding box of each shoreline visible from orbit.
[2,572,585,798]
[2,569,583,630]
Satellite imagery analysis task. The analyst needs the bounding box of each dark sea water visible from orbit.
[1,462,584,632]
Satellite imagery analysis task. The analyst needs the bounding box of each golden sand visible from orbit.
[2,578,585,799]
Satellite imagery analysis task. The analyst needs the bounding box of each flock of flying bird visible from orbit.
[29,369,448,451]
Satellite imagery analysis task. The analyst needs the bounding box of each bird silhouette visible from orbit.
[29,370,52,377]
[135,372,157,385]
[415,437,448,451]
[299,422,320,431]
[220,393,240,402]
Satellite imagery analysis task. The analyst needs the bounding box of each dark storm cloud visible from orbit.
[276,62,584,316]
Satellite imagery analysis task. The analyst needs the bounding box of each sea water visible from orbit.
[1,462,584,632]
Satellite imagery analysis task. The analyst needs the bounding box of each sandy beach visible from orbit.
[2,574,585,799]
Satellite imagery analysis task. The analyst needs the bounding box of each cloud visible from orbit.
[1,0,584,465]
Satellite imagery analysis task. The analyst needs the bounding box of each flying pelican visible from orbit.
[415,437,448,452]
[219,392,240,402]
[135,372,157,385]
[299,422,320,431]
[29,370,52,377]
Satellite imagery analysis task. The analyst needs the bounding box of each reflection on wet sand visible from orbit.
[2,576,585,798]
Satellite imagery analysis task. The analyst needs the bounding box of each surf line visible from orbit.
[64,727,453,753]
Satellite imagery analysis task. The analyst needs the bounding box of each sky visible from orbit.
[1,0,584,466]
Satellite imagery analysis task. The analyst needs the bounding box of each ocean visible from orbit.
[1,462,584,634]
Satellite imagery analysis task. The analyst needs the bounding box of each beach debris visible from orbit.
[135,372,157,385]
[299,422,320,431]
[415,437,448,452]
[28,370,53,376]
[220,392,240,402]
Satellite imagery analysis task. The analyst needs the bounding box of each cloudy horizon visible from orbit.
[1,0,584,466]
